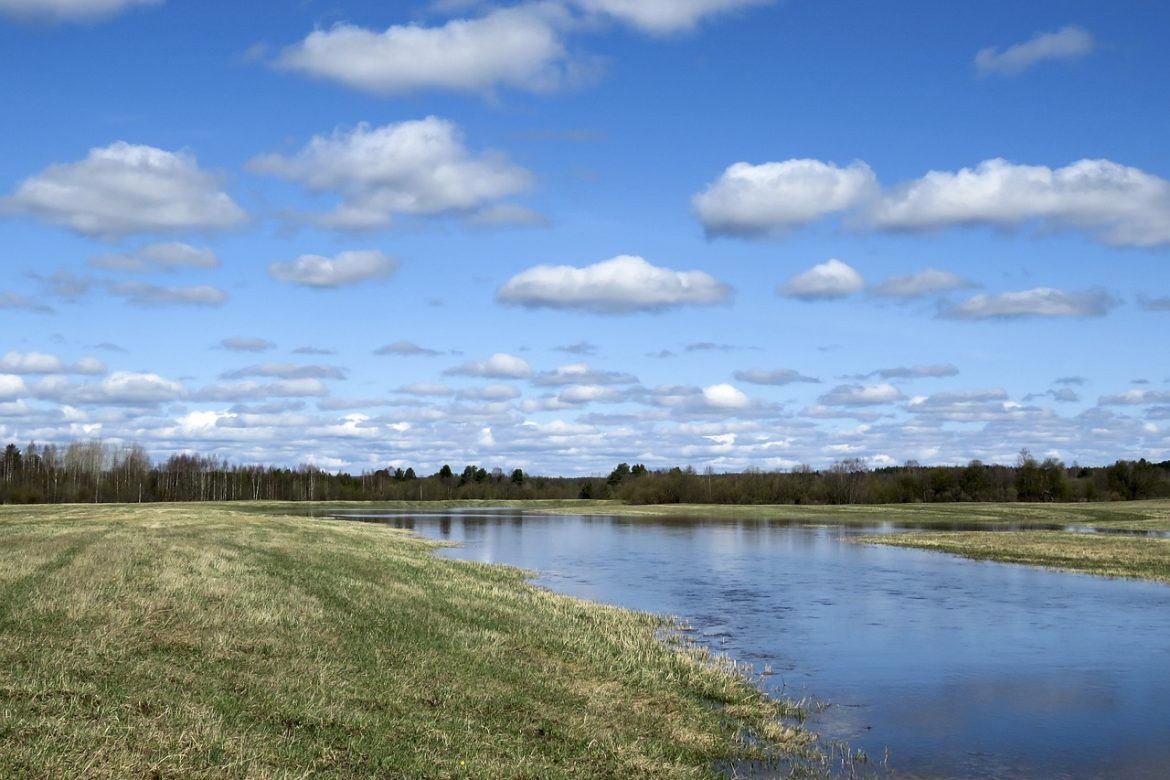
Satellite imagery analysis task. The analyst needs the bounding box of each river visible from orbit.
[328,510,1170,780]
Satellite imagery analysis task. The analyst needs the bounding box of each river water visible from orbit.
[328,510,1170,780]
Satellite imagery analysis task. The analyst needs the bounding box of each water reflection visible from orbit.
[327,510,1170,780]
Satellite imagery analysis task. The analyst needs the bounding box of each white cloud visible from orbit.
[702,383,750,409]
[870,269,978,299]
[497,254,732,313]
[871,159,1170,247]
[32,371,185,406]
[3,142,246,238]
[194,379,330,402]
[0,351,105,375]
[556,384,627,405]
[692,159,876,238]
[866,365,959,380]
[0,375,27,401]
[975,25,1094,77]
[219,337,276,353]
[733,368,819,386]
[819,383,904,406]
[575,0,773,34]
[780,258,864,301]
[398,383,454,396]
[940,287,1118,320]
[375,341,442,356]
[268,250,398,289]
[531,363,638,386]
[276,4,572,95]
[221,363,346,381]
[445,352,532,379]
[457,384,522,401]
[1099,389,1170,406]
[109,281,228,306]
[249,117,533,229]
[89,242,218,272]
[0,0,158,22]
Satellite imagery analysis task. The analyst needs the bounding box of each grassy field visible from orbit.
[0,504,811,779]
[860,530,1170,584]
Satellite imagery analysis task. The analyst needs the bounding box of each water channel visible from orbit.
[327,509,1170,779]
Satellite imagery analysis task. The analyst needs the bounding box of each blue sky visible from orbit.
[1,0,1168,475]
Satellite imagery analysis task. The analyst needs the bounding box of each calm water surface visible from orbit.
[330,510,1170,779]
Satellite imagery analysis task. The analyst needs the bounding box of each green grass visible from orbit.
[514,498,1170,532]
[860,530,1170,584]
[0,503,811,779]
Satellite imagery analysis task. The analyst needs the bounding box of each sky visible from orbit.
[1,0,1168,476]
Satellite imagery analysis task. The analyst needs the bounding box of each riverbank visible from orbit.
[860,529,1170,583]
[0,504,809,779]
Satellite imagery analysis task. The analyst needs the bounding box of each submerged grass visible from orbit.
[860,530,1170,584]
[0,503,811,779]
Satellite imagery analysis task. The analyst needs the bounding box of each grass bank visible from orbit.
[0,503,811,779]
[860,530,1170,584]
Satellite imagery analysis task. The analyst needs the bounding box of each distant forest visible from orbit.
[1,440,1169,506]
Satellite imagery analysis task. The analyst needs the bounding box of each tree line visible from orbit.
[1,440,1168,506]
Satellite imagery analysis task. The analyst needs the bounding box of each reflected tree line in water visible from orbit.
[1,440,1168,505]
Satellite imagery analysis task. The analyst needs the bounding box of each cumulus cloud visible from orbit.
[457,384,522,401]
[554,384,628,405]
[3,142,246,238]
[33,371,185,406]
[940,287,1118,320]
[0,0,159,22]
[276,4,573,95]
[1099,389,1170,406]
[692,156,1170,247]
[0,375,28,401]
[497,254,732,313]
[692,159,876,238]
[648,383,768,416]
[193,379,329,402]
[975,25,1094,77]
[819,383,903,406]
[89,242,218,272]
[870,159,1170,247]
[268,250,398,289]
[575,0,773,34]
[779,258,864,301]
[445,352,532,379]
[219,337,276,353]
[374,340,443,356]
[531,363,637,386]
[293,346,335,356]
[249,117,534,229]
[702,383,751,409]
[1139,296,1170,312]
[220,363,346,381]
[0,351,105,375]
[733,368,819,386]
[108,281,228,307]
[870,269,978,299]
[906,389,1014,422]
